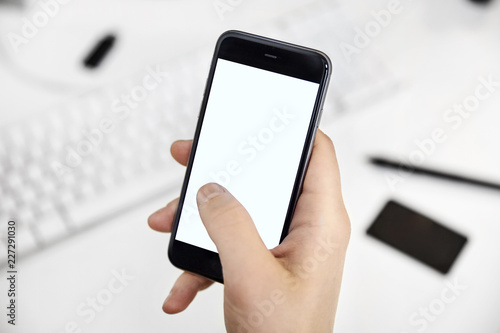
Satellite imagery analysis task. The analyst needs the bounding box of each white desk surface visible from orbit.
[1,0,499,332]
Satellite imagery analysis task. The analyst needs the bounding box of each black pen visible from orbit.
[369,156,500,191]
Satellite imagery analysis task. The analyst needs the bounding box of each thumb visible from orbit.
[196,183,275,280]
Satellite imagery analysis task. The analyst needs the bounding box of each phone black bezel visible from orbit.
[168,30,331,283]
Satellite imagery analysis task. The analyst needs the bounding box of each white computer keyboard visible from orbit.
[0,1,399,265]
[0,50,209,262]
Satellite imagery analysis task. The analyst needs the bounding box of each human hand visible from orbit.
[148,129,350,332]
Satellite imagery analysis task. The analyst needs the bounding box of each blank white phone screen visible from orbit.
[176,59,320,252]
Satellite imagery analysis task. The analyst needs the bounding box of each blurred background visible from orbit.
[0,0,499,332]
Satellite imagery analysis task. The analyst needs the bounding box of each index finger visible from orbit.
[171,140,193,166]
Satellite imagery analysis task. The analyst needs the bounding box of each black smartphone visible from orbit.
[367,200,468,274]
[168,31,332,283]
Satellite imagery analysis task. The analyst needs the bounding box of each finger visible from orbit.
[280,130,350,251]
[148,198,179,233]
[196,183,278,282]
[302,129,342,199]
[171,140,193,166]
[294,130,347,224]
[163,271,213,314]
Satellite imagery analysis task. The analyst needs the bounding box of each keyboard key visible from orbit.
[26,164,43,181]
[56,191,76,208]
[28,121,46,142]
[16,225,40,257]
[17,209,35,226]
[9,153,25,170]
[2,196,16,216]
[79,183,95,198]
[37,199,56,215]
[19,187,37,207]
[35,213,69,244]
[38,177,57,196]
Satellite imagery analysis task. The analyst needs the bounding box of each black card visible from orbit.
[367,200,467,274]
